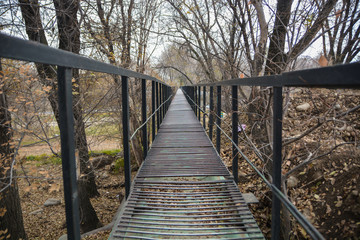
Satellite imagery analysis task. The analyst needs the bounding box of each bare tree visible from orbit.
[322,0,360,64]
[18,0,101,232]
[81,0,161,165]
[0,60,28,240]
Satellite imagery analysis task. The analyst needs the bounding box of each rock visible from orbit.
[100,172,109,179]
[238,171,248,182]
[30,208,43,215]
[287,176,299,188]
[239,171,247,177]
[346,126,353,132]
[242,193,259,204]
[334,103,341,110]
[44,198,61,207]
[58,234,67,240]
[296,102,311,112]
[104,165,111,171]
[92,155,114,169]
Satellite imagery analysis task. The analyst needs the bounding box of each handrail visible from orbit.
[182,62,360,240]
[0,32,172,240]
[192,62,360,88]
[0,33,166,84]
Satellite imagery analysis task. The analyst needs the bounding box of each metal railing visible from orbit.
[182,62,360,240]
[0,33,172,240]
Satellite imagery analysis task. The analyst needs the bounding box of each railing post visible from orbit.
[167,86,170,111]
[232,85,239,184]
[162,84,164,122]
[151,81,156,142]
[165,86,168,112]
[216,85,221,154]
[122,76,131,199]
[162,84,166,118]
[194,86,197,114]
[198,86,201,121]
[209,86,214,141]
[203,86,206,128]
[158,83,162,124]
[141,79,148,158]
[156,82,160,131]
[192,87,195,111]
[57,66,81,240]
[271,86,283,240]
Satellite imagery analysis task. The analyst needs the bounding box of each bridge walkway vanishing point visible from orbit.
[109,89,264,239]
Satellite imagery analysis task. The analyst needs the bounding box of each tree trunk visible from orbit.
[52,0,101,231]
[53,0,99,198]
[0,60,27,240]
[19,0,101,232]
[265,0,294,75]
[78,178,102,233]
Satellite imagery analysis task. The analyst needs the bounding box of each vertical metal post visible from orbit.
[198,86,201,121]
[203,86,206,128]
[271,86,283,240]
[192,87,195,112]
[168,87,171,111]
[156,82,160,131]
[168,87,170,110]
[232,85,239,184]
[141,79,148,159]
[122,76,131,198]
[162,84,165,119]
[159,84,163,124]
[151,81,156,142]
[216,86,221,154]
[194,86,197,114]
[209,86,214,141]
[57,67,81,240]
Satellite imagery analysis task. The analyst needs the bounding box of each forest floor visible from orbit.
[17,141,127,240]
[16,88,359,239]
[220,88,360,239]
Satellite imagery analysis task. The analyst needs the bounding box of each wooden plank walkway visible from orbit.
[109,90,264,239]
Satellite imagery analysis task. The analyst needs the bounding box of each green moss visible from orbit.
[26,153,62,166]
[112,158,124,174]
[89,149,121,157]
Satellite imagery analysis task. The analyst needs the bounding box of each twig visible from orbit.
[284,142,354,178]
[283,104,359,147]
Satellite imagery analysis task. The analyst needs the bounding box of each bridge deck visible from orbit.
[109,90,264,239]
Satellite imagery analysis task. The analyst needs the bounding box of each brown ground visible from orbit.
[220,88,360,239]
[18,137,119,157]
[17,139,126,240]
